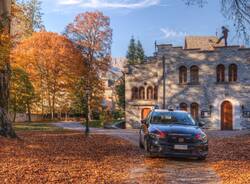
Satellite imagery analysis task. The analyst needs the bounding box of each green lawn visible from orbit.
[83,120,122,128]
[14,122,64,132]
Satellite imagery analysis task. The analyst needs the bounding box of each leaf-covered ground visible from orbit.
[0,132,144,183]
[0,131,249,184]
[208,134,250,184]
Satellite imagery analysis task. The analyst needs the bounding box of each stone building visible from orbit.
[125,36,250,130]
[101,57,127,111]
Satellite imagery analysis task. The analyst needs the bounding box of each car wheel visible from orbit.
[139,133,144,149]
[198,156,207,160]
[144,139,153,157]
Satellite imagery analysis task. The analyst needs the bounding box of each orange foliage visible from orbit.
[12,31,84,115]
[66,11,112,75]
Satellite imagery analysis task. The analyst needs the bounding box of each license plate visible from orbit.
[174,145,188,150]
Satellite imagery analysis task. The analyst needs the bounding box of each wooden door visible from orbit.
[221,101,233,130]
[191,103,199,120]
[141,108,151,120]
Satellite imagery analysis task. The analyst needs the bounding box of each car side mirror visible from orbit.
[141,119,147,125]
[198,121,205,127]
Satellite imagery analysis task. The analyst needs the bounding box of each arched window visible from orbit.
[180,103,188,111]
[190,65,199,84]
[229,64,237,82]
[139,87,145,100]
[131,87,138,100]
[147,86,154,100]
[191,103,199,120]
[179,66,187,84]
[217,64,225,82]
[154,86,158,100]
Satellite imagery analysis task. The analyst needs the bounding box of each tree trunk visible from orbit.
[13,111,16,123]
[52,92,55,120]
[27,102,31,122]
[0,0,16,138]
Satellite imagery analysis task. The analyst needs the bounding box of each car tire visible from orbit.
[139,132,144,149]
[198,156,207,160]
[144,139,154,157]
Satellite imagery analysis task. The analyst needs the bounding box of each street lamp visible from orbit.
[85,87,91,134]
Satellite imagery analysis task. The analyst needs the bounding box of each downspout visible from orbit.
[162,56,166,109]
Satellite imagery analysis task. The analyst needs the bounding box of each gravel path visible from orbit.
[54,122,223,184]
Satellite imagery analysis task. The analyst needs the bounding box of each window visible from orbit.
[190,65,199,84]
[180,103,188,111]
[154,86,158,100]
[131,87,138,100]
[217,64,225,82]
[179,66,187,84]
[229,64,237,82]
[139,87,145,100]
[191,103,199,120]
[147,86,154,100]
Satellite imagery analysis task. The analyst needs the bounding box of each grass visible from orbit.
[83,119,122,128]
[13,122,64,132]
[13,119,123,132]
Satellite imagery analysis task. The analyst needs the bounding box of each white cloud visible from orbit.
[160,28,187,39]
[57,0,160,9]
[59,0,81,5]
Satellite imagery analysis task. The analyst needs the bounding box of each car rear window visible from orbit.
[151,111,196,126]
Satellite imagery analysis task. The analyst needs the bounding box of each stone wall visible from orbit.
[125,44,250,130]
[8,113,44,122]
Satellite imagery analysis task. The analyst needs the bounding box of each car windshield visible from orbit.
[151,111,196,126]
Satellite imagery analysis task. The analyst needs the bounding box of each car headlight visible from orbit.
[149,131,167,139]
[195,133,208,143]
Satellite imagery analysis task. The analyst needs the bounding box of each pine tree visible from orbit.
[126,36,137,65]
[136,40,145,63]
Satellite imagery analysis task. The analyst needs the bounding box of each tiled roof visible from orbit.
[184,36,225,50]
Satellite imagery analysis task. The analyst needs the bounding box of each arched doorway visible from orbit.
[141,108,151,120]
[191,103,199,120]
[221,101,233,130]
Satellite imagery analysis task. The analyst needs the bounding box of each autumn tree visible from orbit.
[18,0,44,31]
[10,1,34,43]
[0,0,17,137]
[9,67,36,122]
[12,32,83,119]
[65,11,112,130]
[70,76,104,118]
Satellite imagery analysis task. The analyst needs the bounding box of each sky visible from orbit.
[40,0,237,57]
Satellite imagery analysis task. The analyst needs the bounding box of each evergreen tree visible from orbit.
[115,76,125,111]
[136,40,145,63]
[126,36,137,65]
[126,37,146,65]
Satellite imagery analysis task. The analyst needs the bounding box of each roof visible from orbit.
[184,36,225,50]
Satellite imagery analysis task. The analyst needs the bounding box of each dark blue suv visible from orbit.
[139,109,208,160]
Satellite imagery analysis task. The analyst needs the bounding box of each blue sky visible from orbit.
[41,0,236,57]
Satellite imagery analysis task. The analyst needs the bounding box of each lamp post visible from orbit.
[85,87,91,134]
[162,56,166,109]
